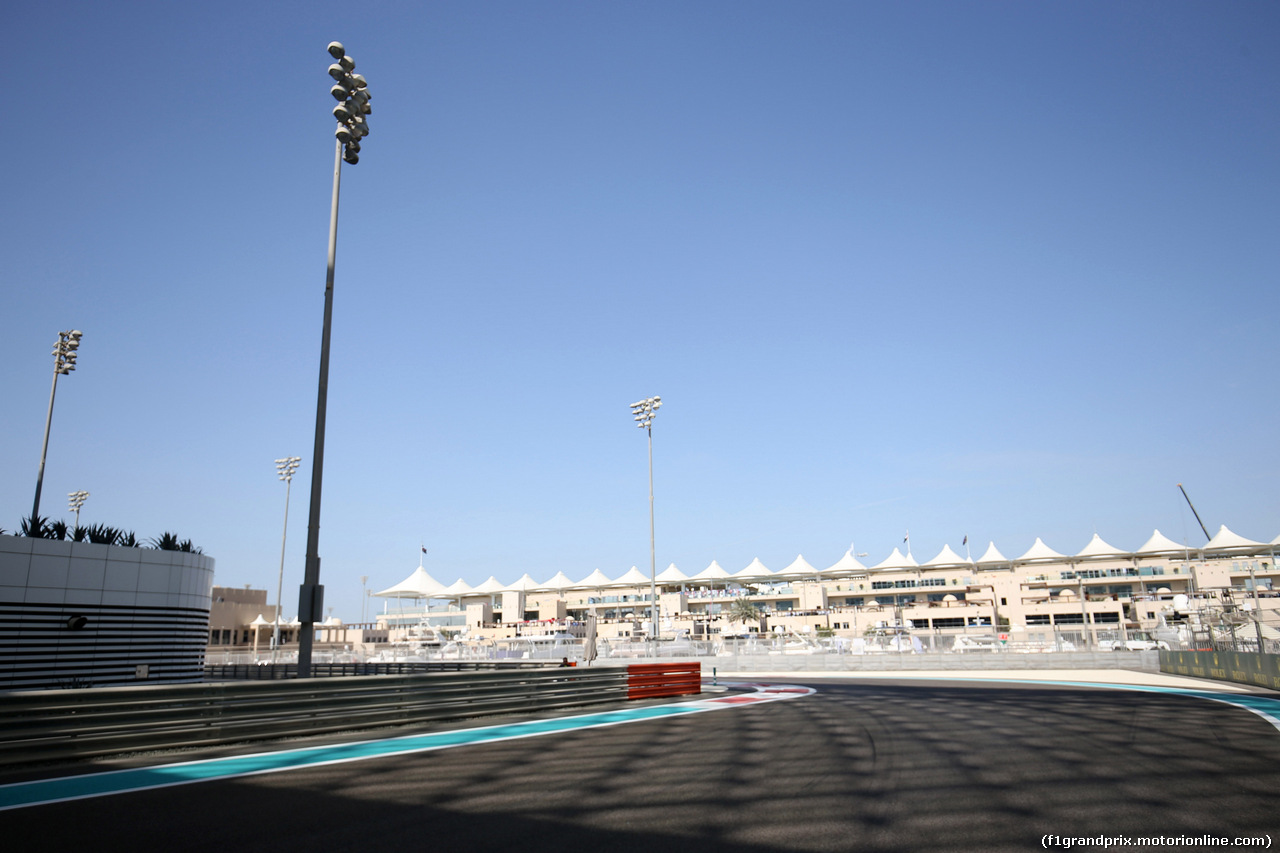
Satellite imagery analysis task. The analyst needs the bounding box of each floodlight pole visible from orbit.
[32,331,82,524]
[298,138,343,678]
[647,421,657,641]
[630,395,662,642]
[298,41,371,678]
[273,457,301,662]
[68,490,89,531]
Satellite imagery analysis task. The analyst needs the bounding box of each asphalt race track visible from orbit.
[4,679,1279,853]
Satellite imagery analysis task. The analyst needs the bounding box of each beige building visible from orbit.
[207,527,1277,657]
[208,586,283,648]
[406,526,1279,651]
[209,586,390,656]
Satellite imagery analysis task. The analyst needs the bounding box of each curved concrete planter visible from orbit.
[0,535,214,690]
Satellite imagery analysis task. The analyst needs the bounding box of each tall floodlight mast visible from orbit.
[298,42,373,678]
[31,330,83,524]
[273,456,302,662]
[630,396,662,642]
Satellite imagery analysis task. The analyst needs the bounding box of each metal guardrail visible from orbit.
[204,661,542,679]
[0,666,632,766]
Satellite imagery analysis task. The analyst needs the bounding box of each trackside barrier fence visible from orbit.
[1160,649,1280,691]
[627,662,701,699]
[204,661,542,680]
[0,663,698,767]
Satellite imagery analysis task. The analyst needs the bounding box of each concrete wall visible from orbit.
[0,535,215,689]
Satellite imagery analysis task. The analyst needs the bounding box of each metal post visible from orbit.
[31,331,82,525]
[298,137,343,678]
[630,396,661,644]
[272,465,297,662]
[31,370,61,524]
[1078,572,1092,650]
[648,423,658,642]
[1248,563,1265,654]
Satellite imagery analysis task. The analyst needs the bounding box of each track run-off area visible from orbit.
[3,674,1278,852]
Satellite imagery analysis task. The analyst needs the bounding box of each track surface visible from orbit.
[5,679,1280,852]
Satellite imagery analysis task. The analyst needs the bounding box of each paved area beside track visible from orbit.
[709,667,1272,692]
[2,669,1277,852]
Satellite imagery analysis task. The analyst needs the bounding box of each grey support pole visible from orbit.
[298,137,343,678]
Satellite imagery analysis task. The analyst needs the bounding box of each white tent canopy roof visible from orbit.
[613,566,651,586]
[576,568,614,588]
[824,550,868,575]
[733,558,772,579]
[1135,530,1192,555]
[776,554,819,577]
[538,571,576,591]
[692,560,732,581]
[870,548,917,571]
[441,578,474,596]
[249,613,272,627]
[923,545,972,567]
[1074,534,1124,560]
[975,542,1008,565]
[1204,525,1265,552]
[375,566,447,598]
[655,563,689,583]
[503,573,541,592]
[471,576,507,594]
[1016,538,1066,563]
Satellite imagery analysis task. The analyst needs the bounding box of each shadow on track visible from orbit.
[6,681,1279,852]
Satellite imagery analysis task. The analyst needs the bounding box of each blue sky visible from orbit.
[3,2,1277,621]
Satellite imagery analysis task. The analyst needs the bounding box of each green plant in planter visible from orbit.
[86,524,122,545]
[149,532,181,550]
[19,516,52,538]
[9,520,195,552]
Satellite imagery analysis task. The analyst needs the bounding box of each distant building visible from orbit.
[377,526,1279,651]
[208,586,281,648]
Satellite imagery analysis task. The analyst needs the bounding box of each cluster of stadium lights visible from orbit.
[630,395,661,430]
[53,330,82,375]
[327,41,370,165]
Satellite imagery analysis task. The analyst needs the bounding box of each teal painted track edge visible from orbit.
[0,688,801,812]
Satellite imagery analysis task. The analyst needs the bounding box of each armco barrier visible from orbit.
[1160,649,1280,691]
[627,662,701,699]
[204,661,541,680]
[0,666,639,766]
